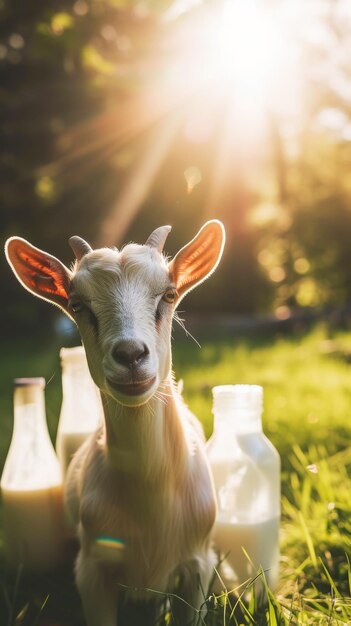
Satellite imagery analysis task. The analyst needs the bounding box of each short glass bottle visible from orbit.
[207,384,280,593]
[1,378,65,570]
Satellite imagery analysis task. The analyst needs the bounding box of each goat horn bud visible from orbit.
[69,236,93,261]
[145,225,172,253]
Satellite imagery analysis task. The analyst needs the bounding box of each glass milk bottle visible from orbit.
[207,385,280,593]
[56,346,103,477]
[1,378,65,570]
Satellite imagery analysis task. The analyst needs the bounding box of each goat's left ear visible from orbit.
[5,237,72,313]
[169,220,225,303]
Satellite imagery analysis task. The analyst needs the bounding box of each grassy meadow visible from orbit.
[1,321,351,624]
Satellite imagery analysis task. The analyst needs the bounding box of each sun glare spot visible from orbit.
[275,305,291,320]
[294,258,310,275]
[9,33,24,50]
[73,0,88,17]
[35,176,56,201]
[207,0,294,107]
[269,266,286,283]
[184,166,202,193]
[258,248,274,267]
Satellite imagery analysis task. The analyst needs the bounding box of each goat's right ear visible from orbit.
[169,220,225,303]
[5,237,72,314]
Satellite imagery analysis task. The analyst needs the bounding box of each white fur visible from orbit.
[65,243,216,625]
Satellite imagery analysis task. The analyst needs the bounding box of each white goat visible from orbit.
[5,220,225,626]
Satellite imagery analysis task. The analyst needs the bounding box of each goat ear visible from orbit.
[5,237,72,313]
[169,220,225,302]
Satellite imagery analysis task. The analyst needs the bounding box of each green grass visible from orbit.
[1,322,351,624]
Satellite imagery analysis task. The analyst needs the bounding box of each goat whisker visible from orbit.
[153,392,168,406]
[173,312,201,348]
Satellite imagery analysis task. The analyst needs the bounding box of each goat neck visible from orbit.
[99,379,190,483]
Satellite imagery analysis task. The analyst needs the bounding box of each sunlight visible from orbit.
[158,0,303,154]
[39,0,306,248]
[60,0,305,244]
[209,0,290,105]
[185,0,303,124]
[164,0,303,125]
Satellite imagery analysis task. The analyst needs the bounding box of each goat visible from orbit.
[5,220,225,626]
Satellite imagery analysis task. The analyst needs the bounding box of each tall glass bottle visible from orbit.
[207,385,280,593]
[1,378,65,570]
[56,346,103,477]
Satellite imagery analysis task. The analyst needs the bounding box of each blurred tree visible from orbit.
[255,0,351,317]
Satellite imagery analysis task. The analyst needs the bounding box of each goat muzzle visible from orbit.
[106,376,156,396]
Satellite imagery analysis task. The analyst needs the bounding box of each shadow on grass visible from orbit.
[0,562,82,626]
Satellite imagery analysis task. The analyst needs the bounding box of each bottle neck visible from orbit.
[14,384,44,406]
[213,409,263,434]
[59,362,101,432]
[61,363,85,389]
[13,386,49,438]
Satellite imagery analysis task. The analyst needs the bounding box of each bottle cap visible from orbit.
[14,378,46,404]
[60,345,86,364]
[212,385,263,431]
[14,377,45,389]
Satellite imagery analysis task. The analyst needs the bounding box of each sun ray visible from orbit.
[40,0,303,239]
[98,111,182,246]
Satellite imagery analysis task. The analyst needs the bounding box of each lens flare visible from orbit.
[93,536,126,563]
[184,166,202,193]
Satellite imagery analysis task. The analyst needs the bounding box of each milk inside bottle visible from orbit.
[56,346,103,477]
[1,378,65,570]
[207,385,280,594]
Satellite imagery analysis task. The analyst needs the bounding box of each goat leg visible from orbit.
[75,550,118,626]
[170,551,216,626]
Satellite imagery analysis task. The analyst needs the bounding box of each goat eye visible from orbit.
[162,289,177,304]
[70,299,83,314]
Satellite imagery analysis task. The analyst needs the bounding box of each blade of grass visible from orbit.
[298,511,318,569]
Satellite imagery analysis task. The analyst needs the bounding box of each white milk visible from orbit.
[207,385,281,594]
[2,484,65,570]
[214,516,280,590]
[56,430,92,477]
[1,378,67,570]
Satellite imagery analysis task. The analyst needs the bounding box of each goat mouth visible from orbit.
[106,376,157,396]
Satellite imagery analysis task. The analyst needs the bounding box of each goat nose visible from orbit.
[112,340,149,368]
